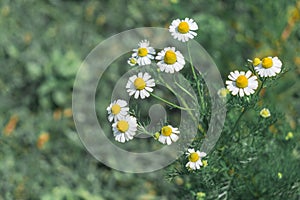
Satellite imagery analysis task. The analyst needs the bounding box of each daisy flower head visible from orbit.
[127,57,137,66]
[169,18,198,42]
[112,115,137,143]
[155,47,185,73]
[254,56,282,77]
[260,108,271,118]
[132,40,156,66]
[226,70,258,97]
[217,88,229,98]
[185,148,206,170]
[126,72,155,99]
[106,99,129,122]
[157,125,179,145]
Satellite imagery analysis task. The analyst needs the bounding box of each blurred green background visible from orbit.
[0,0,299,199]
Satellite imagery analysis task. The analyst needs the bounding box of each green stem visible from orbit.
[150,93,194,111]
[187,42,204,111]
[137,124,154,136]
[175,81,197,101]
[256,78,266,96]
[232,107,248,142]
[157,77,197,122]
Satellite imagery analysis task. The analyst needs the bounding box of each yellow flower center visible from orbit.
[130,58,137,64]
[134,77,146,90]
[236,75,248,88]
[218,88,229,98]
[138,48,148,57]
[164,50,177,65]
[117,120,129,133]
[161,126,172,136]
[178,21,190,34]
[260,108,270,118]
[253,57,261,66]
[111,104,121,115]
[189,152,199,162]
[262,57,273,69]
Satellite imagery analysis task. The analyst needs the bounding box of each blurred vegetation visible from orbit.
[0,0,299,199]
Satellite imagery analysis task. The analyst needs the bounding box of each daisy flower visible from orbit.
[157,125,179,145]
[112,115,137,143]
[169,18,198,42]
[185,148,206,170]
[226,70,258,97]
[131,40,156,66]
[106,99,129,122]
[126,72,155,99]
[254,56,282,77]
[127,57,137,66]
[155,47,185,73]
[217,88,229,98]
[260,108,271,118]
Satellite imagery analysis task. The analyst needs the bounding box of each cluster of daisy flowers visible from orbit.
[127,18,198,72]
[105,18,210,170]
[106,71,182,145]
[226,56,283,97]
[127,40,186,73]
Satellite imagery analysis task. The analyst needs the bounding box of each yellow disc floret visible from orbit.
[138,48,148,57]
[164,50,177,65]
[260,108,271,118]
[130,58,137,65]
[134,77,146,90]
[117,120,129,133]
[253,57,261,66]
[262,57,273,69]
[178,21,190,34]
[111,104,121,115]
[189,152,199,162]
[161,126,172,136]
[236,75,248,88]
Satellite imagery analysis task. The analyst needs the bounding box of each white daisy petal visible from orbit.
[170,133,179,142]
[245,70,252,78]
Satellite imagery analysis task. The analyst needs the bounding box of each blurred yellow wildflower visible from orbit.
[23,32,32,45]
[1,5,10,16]
[3,115,19,136]
[278,172,283,179]
[285,132,294,140]
[37,132,50,149]
[217,88,229,98]
[53,109,62,120]
[63,108,73,118]
[202,160,208,167]
[196,192,206,200]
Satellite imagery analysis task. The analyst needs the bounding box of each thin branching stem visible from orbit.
[232,107,248,142]
[187,42,204,112]
[150,93,194,111]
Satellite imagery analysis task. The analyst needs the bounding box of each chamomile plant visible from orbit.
[103,16,297,199]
